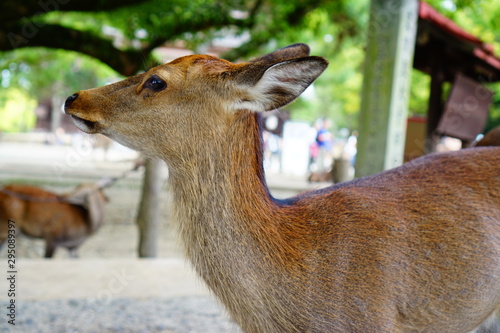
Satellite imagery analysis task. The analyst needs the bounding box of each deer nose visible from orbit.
[64,93,79,110]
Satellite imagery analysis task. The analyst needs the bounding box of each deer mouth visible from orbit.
[69,114,102,134]
[64,94,104,134]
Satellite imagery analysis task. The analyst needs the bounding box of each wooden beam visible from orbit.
[356,0,419,177]
[425,57,445,153]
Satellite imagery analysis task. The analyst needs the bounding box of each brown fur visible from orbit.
[476,126,500,147]
[65,44,500,332]
[0,183,107,257]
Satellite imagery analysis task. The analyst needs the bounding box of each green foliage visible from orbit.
[485,82,500,131]
[41,0,242,52]
[425,0,500,54]
[266,2,369,130]
[0,48,118,132]
[409,70,431,115]
[1,48,119,96]
[0,88,36,132]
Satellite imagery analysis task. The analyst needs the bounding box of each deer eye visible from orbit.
[144,75,166,91]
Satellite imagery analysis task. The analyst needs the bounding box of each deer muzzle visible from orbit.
[64,93,103,134]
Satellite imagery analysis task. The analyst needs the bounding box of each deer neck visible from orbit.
[167,111,274,254]
[164,112,320,332]
[166,111,297,290]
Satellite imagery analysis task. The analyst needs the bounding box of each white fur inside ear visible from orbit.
[233,60,322,112]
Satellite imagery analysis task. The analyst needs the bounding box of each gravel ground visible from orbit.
[0,296,242,333]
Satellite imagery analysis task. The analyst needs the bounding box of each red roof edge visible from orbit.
[418,1,500,70]
[474,48,500,70]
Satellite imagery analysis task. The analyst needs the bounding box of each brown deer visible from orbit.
[65,44,500,332]
[0,183,107,257]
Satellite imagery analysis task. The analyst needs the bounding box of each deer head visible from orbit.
[65,44,328,169]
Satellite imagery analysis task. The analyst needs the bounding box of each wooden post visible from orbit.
[356,0,419,177]
[136,158,163,258]
[425,60,445,153]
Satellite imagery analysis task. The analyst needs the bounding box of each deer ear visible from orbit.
[249,43,311,64]
[233,56,328,112]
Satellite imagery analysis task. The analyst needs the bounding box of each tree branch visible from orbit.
[0,0,148,25]
[1,24,149,75]
[0,0,247,75]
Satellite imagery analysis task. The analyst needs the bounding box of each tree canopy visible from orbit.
[1,0,362,75]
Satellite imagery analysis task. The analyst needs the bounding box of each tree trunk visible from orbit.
[136,158,163,257]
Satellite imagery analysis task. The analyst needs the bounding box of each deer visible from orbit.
[64,43,500,332]
[0,182,107,258]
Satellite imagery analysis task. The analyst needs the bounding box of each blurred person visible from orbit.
[315,118,333,172]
